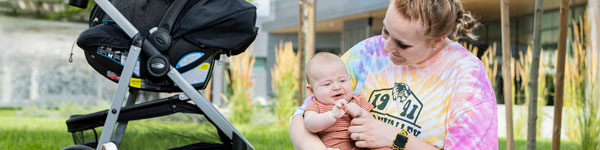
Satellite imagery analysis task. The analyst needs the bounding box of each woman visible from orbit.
[289,0,498,149]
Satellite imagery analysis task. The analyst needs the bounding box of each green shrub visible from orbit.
[223,48,256,124]
[271,41,300,125]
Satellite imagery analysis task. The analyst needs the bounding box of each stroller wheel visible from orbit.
[61,144,94,150]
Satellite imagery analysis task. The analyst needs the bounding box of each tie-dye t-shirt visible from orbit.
[341,35,498,149]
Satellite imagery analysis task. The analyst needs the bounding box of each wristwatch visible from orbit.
[393,129,409,150]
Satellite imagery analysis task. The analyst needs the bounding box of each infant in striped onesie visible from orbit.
[302,52,389,150]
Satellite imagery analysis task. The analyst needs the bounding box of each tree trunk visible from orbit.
[298,0,316,105]
[527,0,544,149]
[552,0,570,149]
[500,0,514,149]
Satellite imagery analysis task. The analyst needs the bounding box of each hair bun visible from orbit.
[452,11,480,40]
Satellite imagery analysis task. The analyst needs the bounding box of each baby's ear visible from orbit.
[306,84,314,96]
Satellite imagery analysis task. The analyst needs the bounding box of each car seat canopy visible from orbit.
[75,0,258,92]
[172,0,258,55]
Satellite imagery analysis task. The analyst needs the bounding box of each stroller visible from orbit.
[62,0,258,149]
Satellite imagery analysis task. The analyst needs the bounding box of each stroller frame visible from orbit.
[71,0,254,149]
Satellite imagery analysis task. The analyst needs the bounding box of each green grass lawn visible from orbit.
[498,138,580,150]
[0,109,581,150]
[0,109,292,150]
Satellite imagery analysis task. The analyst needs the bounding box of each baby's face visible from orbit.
[308,61,353,105]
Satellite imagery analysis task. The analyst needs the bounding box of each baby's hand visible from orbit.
[346,102,363,118]
[331,99,347,119]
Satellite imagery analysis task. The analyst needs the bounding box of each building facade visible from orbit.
[245,0,591,105]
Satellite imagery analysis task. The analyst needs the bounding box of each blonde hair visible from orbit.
[305,52,344,84]
[393,0,480,41]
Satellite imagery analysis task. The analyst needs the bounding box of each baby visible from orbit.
[303,52,381,150]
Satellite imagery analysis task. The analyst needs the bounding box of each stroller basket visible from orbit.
[66,94,233,150]
[62,0,258,149]
[66,95,202,133]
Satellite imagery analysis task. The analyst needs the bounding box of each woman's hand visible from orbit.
[349,118,440,149]
[346,102,373,119]
[348,117,399,148]
[289,115,327,150]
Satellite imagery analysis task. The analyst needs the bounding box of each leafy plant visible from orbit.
[564,14,600,150]
[223,48,256,124]
[45,1,96,21]
[513,45,551,138]
[271,41,300,125]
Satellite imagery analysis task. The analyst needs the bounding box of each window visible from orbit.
[254,57,267,72]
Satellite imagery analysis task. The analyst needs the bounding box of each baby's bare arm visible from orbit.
[304,99,347,133]
[303,111,337,133]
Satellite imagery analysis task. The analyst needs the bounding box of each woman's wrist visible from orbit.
[405,134,439,150]
[392,129,409,149]
[383,123,402,148]
[376,121,403,148]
